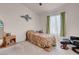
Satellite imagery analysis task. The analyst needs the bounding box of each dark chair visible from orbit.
[70,36,79,54]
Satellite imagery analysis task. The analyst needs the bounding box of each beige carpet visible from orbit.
[0,39,77,55]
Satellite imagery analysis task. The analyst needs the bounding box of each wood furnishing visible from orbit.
[2,35,16,47]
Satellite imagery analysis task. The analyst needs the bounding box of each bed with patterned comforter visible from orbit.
[26,31,56,52]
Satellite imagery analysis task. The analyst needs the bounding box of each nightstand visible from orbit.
[2,35,16,47]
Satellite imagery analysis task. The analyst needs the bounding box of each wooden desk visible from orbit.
[2,35,16,47]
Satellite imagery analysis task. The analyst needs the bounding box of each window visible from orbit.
[50,15,61,36]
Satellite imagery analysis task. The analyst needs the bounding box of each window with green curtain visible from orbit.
[46,16,50,34]
[60,12,65,36]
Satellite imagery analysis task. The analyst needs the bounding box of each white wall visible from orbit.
[38,15,47,33]
[65,4,79,36]
[0,4,42,42]
[39,4,79,37]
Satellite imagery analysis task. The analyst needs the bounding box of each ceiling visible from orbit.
[23,3,65,14]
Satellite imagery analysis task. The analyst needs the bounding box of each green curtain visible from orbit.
[46,16,50,34]
[60,12,65,36]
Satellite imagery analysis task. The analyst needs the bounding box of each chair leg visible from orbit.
[60,44,69,50]
[72,47,79,54]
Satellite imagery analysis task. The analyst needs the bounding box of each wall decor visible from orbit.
[21,14,31,21]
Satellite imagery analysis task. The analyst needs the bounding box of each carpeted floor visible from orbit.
[0,39,77,55]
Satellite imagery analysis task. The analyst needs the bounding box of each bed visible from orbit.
[26,31,56,52]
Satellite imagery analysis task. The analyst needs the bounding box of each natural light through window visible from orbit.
[50,15,61,36]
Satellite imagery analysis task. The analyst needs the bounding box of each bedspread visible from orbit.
[26,31,56,51]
